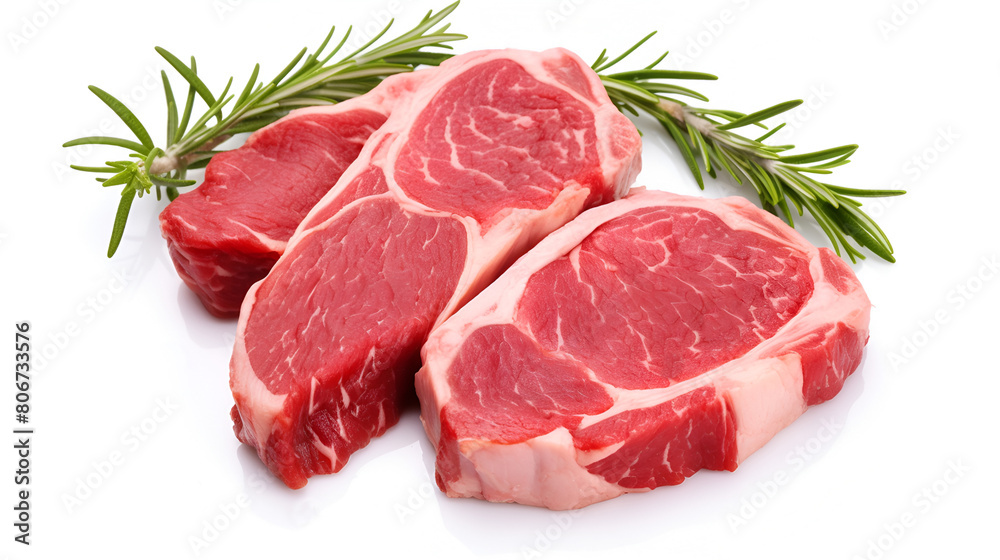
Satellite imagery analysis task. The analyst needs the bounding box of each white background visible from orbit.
[1,0,998,558]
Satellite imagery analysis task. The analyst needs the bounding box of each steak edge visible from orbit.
[416,189,871,509]
[229,48,642,489]
[158,78,420,317]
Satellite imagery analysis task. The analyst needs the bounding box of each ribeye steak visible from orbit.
[229,48,642,489]
[416,189,870,509]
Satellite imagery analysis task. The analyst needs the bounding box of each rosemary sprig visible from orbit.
[68,8,901,263]
[594,32,905,263]
[64,2,465,257]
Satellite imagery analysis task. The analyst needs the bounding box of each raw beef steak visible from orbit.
[159,86,406,317]
[229,48,642,489]
[416,189,871,510]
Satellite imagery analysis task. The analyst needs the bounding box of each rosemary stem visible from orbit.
[656,98,686,124]
[151,134,232,175]
[658,98,774,178]
[148,154,178,176]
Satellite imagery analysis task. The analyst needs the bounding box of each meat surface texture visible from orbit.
[416,189,871,510]
[229,48,642,489]
[159,88,401,317]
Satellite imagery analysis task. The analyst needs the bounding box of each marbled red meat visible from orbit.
[229,48,642,489]
[417,189,870,509]
[158,83,413,317]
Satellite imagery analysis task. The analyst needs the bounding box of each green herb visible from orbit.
[67,5,902,263]
[64,2,465,257]
[595,32,904,263]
